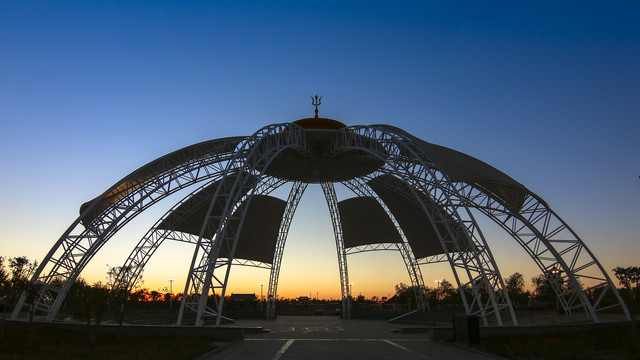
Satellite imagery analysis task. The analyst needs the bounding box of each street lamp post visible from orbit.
[435,280,442,309]
[259,283,264,309]
[348,283,354,316]
[168,279,175,310]
[549,266,563,312]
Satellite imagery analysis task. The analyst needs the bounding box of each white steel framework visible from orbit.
[12,118,629,327]
[341,178,430,314]
[266,181,308,319]
[337,127,516,325]
[321,182,353,319]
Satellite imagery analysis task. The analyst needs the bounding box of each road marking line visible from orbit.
[273,339,294,360]
[245,338,432,342]
[383,340,431,359]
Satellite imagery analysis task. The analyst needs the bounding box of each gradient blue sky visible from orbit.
[1,1,638,298]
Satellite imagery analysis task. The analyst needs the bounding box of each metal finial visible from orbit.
[311,95,322,119]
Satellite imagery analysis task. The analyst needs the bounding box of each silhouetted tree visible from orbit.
[84,282,109,326]
[106,265,134,327]
[613,267,640,317]
[440,279,457,303]
[0,256,8,340]
[65,277,91,319]
[395,282,431,310]
[5,256,38,322]
[0,257,8,303]
[613,266,640,355]
[504,272,530,306]
[430,279,457,307]
[80,281,109,353]
[394,283,415,307]
[531,274,556,305]
[613,266,640,294]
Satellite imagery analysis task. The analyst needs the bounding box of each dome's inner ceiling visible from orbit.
[262,120,385,183]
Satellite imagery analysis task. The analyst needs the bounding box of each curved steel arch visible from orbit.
[126,178,307,323]
[176,174,290,324]
[113,125,306,324]
[178,123,308,326]
[12,123,305,322]
[377,124,627,320]
[12,136,246,321]
[454,183,630,320]
[336,126,515,325]
[266,181,308,319]
[109,173,289,314]
[320,182,351,318]
[15,118,627,326]
[353,125,628,321]
[340,177,430,314]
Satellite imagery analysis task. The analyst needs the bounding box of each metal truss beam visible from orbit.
[18,120,622,328]
[266,181,308,319]
[345,243,398,255]
[109,173,286,317]
[455,183,630,321]
[108,179,227,308]
[177,174,287,325]
[13,138,245,321]
[418,253,450,265]
[321,182,352,319]
[178,124,306,326]
[338,126,517,326]
[341,178,430,312]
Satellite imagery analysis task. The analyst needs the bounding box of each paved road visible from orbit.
[197,339,498,360]
[238,316,428,339]
[195,316,500,360]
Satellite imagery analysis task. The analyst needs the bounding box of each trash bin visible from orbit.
[453,315,479,345]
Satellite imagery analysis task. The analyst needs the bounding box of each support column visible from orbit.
[341,177,429,312]
[266,181,308,319]
[321,182,352,319]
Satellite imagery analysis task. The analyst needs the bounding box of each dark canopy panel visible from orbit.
[368,175,470,259]
[157,172,257,239]
[157,176,285,264]
[374,125,529,211]
[80,137,245,227]
[337,197,402,248]
[223,195,286,264]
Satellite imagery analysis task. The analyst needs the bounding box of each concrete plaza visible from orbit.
[195,316,500,360]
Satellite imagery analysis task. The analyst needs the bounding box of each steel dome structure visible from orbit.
[12,104,630,327]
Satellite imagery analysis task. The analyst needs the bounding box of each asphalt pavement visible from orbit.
[195,316,501,360]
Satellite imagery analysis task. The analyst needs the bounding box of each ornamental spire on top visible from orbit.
[311,94,322,119]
